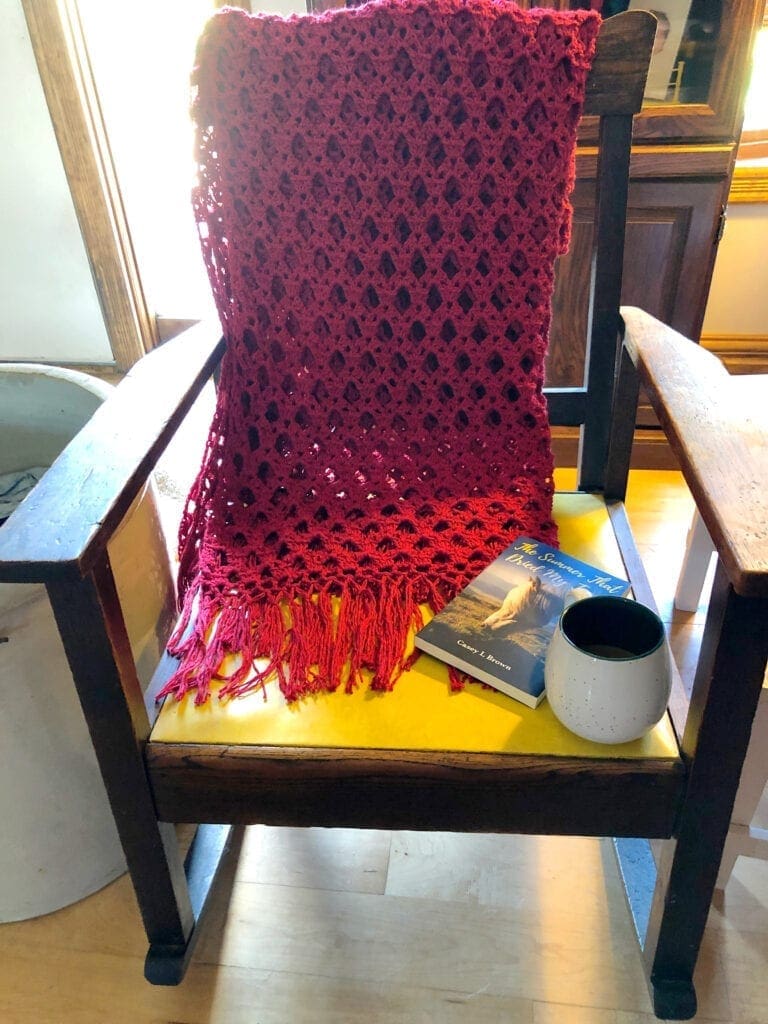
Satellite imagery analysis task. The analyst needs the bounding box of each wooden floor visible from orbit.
[3,470,768,1024]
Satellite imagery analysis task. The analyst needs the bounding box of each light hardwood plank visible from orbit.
[705,928,768,1023]
[234,825,392,895]
[534,1003,619,1023]
[0,946,536,1024]
[192,877,657,1012]
[706,860,768,934]
[385,833,627,926]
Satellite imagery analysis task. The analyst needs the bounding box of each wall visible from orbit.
[702,203,768,336]
[0,0,111,364]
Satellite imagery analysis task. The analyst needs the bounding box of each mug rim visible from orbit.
[557,595,665,662]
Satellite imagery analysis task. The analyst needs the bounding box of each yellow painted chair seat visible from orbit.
[152,492,679,763]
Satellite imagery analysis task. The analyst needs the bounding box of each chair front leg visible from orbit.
[47,556,230,983]
[642,559,768,1019]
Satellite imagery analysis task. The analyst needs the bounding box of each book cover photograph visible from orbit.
[414,537,630,708]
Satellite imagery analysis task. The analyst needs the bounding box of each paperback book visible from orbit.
[414,537,630,708]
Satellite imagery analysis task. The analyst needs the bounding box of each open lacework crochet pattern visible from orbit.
[160,0,601,705]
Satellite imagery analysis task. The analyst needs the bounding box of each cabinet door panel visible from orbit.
[546,178,725,389]
[622,205,694,324]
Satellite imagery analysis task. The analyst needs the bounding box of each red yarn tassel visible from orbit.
[158,577,436,705]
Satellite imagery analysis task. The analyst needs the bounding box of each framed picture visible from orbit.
[306,0,354,11]
[628,0,693,101]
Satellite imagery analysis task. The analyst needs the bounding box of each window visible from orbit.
[731,11,768,201]
[23,0,303,367]
[76,0,219,320]
[738,23,768,160]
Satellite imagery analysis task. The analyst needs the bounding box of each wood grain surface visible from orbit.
[623,306,768,597]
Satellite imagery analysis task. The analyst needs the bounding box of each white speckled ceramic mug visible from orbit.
[544,596,671,744]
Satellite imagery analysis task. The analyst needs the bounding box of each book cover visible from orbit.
[414,537,630,708]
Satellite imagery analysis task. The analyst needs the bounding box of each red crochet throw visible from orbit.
[160,0,600,704]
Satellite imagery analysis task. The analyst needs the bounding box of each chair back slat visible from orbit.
[579,113,636,488]
[583,11,656,116]
[544,11,654,489]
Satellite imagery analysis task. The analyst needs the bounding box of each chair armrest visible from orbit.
[621,306,768,597]
[0,321,225,584]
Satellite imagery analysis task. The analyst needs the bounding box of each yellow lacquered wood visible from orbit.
[151,493,680,760]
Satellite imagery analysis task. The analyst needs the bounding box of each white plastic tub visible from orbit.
[0,363,175,921]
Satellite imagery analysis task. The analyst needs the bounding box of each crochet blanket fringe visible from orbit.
[158,576,464,705]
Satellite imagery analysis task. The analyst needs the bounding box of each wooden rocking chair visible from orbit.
[1,10,766,1021]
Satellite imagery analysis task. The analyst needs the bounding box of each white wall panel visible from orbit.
[1,0,111,363]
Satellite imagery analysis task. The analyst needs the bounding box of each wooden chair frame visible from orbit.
[2,13,766,1020]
